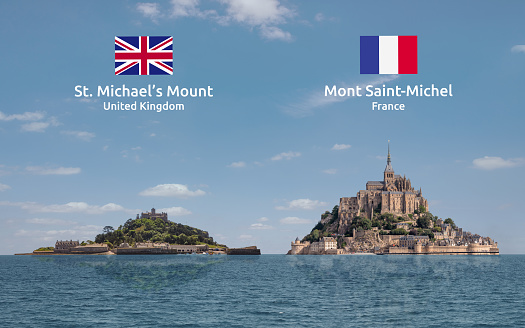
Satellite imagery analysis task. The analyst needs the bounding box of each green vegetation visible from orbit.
[302,203,457,241]
[416,214,432,229]
[444,218,457,229]
[34,246,54,251]
[389,228,409,235]
[414,204,427,214]
[303,205,339,243]
[94,217,225,249]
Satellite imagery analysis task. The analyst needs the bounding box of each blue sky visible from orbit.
[1,0,524,254]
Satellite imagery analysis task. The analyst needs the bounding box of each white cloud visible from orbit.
[15,224,103,241]
[25,218,77,225]
[0,111,45,121]
[249,223,273,230]
[103,145,109,151]
[276,198,328,211]
[156,206,192,217]
[21,117,60,132]
[472,156,525,170]
[138,0,294,41]
[26,166,81,175]
[239,234,253,240]
[220,0,293,25]
[61,130,95,141]
[227,161,246,168]
[139,184,206,197]
[0,183,11,191]
[259,25,292,41]
[283,75,399,117]
[280,216,312,225]
[323,168,337,175]
[271,151,301,161]
[257,217,269,222]
[331,144,351,151]
[150,133,156,137]
[0,201,132,214]
[170,0,212,18]
[78,98,97,103]
[21,122,50,132]
[511,45,525,53]
[314,12,324,22]
[137,2,162,21]
[121,147,142,162]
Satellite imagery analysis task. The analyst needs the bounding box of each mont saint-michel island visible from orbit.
[19,208,260,256]
[288,144,499,256]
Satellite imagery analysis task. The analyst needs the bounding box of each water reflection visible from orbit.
[35,254,226,290]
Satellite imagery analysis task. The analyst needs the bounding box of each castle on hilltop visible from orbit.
[136,208,169,222]
[338,143,428,232]
[288,143,499,255]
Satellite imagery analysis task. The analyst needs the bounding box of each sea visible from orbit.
[1,254,524,327]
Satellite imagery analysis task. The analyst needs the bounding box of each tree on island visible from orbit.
[94,217,224,248]
[417,214,432,229]
[444,218,457,229]
[414,204,427,214]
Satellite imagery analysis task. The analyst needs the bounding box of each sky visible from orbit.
[0,0,524,254]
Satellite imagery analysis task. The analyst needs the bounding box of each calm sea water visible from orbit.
[1,254,524,327]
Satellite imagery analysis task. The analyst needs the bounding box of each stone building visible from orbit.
[116,242,208,254]
[399,235,430,248]
[54,240,108,254]
[137,208,169,222]
[289,237,337,255]
[54,240,80,253]
[338,143,428,233]
[290,237,310,255]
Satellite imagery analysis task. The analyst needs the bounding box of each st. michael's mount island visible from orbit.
[20,208,260,256]
[288,144,499,255]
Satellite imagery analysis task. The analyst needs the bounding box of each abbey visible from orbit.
[338,143,428,231]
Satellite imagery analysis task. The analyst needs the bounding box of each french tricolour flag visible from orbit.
[360,36,417,74]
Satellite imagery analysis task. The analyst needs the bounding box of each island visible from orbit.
[21,208,260,256]
[288,143,499,255]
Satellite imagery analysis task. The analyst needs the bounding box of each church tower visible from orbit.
[383,141,395,189]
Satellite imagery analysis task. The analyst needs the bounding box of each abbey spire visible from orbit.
[384,141,395,185]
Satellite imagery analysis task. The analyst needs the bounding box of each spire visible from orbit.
[384,140,394,173]
[387,140,391,165]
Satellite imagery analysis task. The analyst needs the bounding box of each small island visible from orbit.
[21,208,260,256]
[288,144,499,255]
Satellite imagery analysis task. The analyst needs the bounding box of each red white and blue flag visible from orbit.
[360,36,417,74]
[115,36,173,75]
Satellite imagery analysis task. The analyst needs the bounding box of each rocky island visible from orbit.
[288,144,499,255]
[22,208,260,255]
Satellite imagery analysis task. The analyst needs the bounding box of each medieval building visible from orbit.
[54,240,80,253]
[338,143,428,228]
[136,208,169,222]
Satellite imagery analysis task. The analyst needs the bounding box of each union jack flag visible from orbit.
[115,36,173,75]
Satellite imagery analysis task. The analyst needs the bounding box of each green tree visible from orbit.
[444,218,456,229]
[417,215,432,229]
[331,205,339,219]
[313,221,324,231]
[311,229,320,241]
[390,228,408,235]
